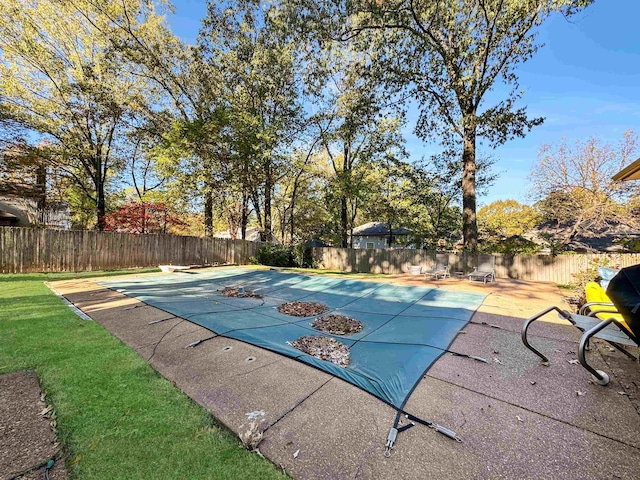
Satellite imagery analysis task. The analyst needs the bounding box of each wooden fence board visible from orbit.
[0,227,260,273]
[313,247,640,284]
[6,227,640,283]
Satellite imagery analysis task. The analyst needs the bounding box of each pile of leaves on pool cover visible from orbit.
[311,314,362,335]
[220,287,262,299]
[277,301,328,317]
[291,336,350,367]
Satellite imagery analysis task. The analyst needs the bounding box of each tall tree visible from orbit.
[287,0,592,250]
[530,131,639,242]
[359,157,414,247]
[84,0,226,235]
[273,140,324,244]
[0,0,163,229]
[478,199,541,237]
[199,0,303,241]
[301,37,405,247]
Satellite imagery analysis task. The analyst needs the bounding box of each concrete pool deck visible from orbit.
[49,267,640,479]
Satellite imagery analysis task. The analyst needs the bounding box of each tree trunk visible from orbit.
[263,165,272,242]
[36,164,46,224]
[462,124,478,251]
[204,190,213,237]
[141,202,147,234]
[340,196,348,248]
[290,197,295,245]
[241,193,249,240]
[96,180,106,231]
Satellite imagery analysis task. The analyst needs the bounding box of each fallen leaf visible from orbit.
[293,449,300,459]
[40,405,53,416]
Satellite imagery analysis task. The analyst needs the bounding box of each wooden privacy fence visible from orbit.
[0,227,260,273]
[313,247,640,284]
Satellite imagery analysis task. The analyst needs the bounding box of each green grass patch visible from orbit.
[0,269,287,480]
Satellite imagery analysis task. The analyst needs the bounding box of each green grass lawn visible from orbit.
[0,269,287,480]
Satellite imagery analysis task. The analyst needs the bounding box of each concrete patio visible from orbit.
[49,267,640,479]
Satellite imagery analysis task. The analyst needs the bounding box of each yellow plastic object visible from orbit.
[584,282,632,334]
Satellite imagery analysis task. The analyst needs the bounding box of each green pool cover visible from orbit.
[100,268,486,411]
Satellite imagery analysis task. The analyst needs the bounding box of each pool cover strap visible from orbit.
[384,409,462,457]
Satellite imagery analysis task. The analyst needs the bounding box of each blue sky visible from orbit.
[166,1,640,206]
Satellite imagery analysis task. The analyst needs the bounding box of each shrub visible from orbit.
[614,235,640,252]
[251,242,316,268]
[251,244,294,267]
[479,236,541,255]
[568,256,611,305]
[293,242,316,268]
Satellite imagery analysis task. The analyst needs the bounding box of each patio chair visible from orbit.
[582,281,625,324]
[467,255,495,284]
[423,254,450,280]
[407,265,424,276]
[521,266,640,385]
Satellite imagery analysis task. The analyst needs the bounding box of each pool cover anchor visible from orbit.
[384,427,397,457]
[384,412,462,457]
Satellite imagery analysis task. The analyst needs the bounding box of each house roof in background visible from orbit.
[613,156,640,181]
[352,222,411,236]
[305,239,330,247]
[0,210,18,220]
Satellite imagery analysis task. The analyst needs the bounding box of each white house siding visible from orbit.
[353,235,388,249]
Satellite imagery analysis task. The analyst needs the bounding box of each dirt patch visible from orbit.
[311,314,363,335]
[220,287,262,299]
[277,302,329,317]
[0,371,66,480]
[291,336,350,367]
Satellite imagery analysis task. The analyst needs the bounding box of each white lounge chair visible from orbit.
[423,254,450,280]
[467,255,495,283]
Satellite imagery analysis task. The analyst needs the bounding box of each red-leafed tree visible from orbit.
[103,202,185,234]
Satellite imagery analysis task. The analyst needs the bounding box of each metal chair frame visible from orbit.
[522,306,638,385]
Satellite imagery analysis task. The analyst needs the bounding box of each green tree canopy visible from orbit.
[478,199,541,238]
[285,0,592,250]
[0,0,166,229]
